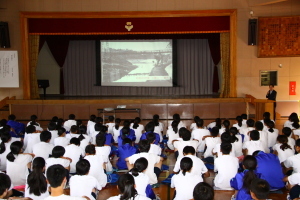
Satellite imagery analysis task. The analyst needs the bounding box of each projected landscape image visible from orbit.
[101,40,173,87]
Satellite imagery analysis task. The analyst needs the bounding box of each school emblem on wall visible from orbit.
[125,22,133,31]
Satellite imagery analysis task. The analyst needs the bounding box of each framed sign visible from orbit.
[260,70,277,86]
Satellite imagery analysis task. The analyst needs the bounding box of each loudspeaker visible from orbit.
[0,22,10,48]
[37,80,50,88]
[248,19,257,46]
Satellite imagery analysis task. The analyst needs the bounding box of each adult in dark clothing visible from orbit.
[266,84,277,121]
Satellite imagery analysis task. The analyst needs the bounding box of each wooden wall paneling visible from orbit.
[63,104,90,120]
[11,104,38,120]
[229,10,237,97]
[219,102,246,118]
[37,104,64,120]
[167,104,194,119]
[194,103,220,119]
[276,102,299,117]
[141,104,168,119]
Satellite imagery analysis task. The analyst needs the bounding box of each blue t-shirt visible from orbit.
[105,133,114,146]
[140,131,160,145]
[116,144,137,169]
[118,129,136,147]
[7,120,25,137]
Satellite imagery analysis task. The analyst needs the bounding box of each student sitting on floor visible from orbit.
[70,159,102,200]
[32,130,54,160]
[46,146,71,171]
[153,115,163,143]
[23,125,41,153]
[87,114,96,136]
[64,138,85,173]
[107,174,150,200]
[266,121,278,151]
[63,114,77,132]
[168,113,186,129]
[0,173,30,200]
[27,114,43,132]
[239,118,255,142]
[233,116,246,131]
[117,138,137,170]
[190,116,201,131]
[44,164,88,200]
[77,125,92,151]
[140,122,160,145]
[106,115,115,134]
[130,117,144,143]
[191,119,210,153]
[166,121,179,150]
[219,119,230,135]
[54,127,70,147]
[95,131,112,172]
[112,118,123,143]
[147,132,162,156]
[48,122,59,145]
[255,121,269,153]
[7,114,25,137]
[242,130,264,156]
[230,127,243,158]
[273,135,294,163]
[250,179,270,200]
[171,157,202,200]
[193,182,214,200]
[283,172,300,200]
[202,127,220,161]
[282,127,296,150]
[118,127,136,147]
[213,133,235,158]
[284,139,300,174]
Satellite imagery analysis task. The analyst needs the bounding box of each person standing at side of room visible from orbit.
[266,84,277,121]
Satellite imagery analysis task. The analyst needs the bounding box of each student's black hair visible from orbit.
[230,127,239,143]
[123,120,130,128]
[180,157,193,176]
[48,122,57,131]
[179,127,191,141]
[0,132,11,154]
[85,144,96,154]
[262,112,271,124]
[76,120,82,127]
[242,155,258,192]
[6,141,23,162]
[250,130,260,141]
[70,137,80,146]
[51,116,58,123]
[69,114,75,120]
[289,112,299,122]
[146,132,156,144]
[246,119,255,127]
[108,115,115,122]
[221,133,232,143]
[0,173,11,196]
[153,114,160,126]
[95,117,103,124]
[183,146,196,155]
[117,174,138,200]
[222,120,230,133]
[0,119,7,127]
[122,138,132,145]
[236,116,243,127]
[282,127,292,137]
[57,127,66,136]
[70,125,78,133]
[121,127,130,140]
[8,114,16,121]
[194,116,200,123]
[132,117,141,129]
[30,114,38,122]
[250,178,270,199]
[267,121,275,133]
[89,114,96,122]
[241,114,247,120]
[78,125,87,141]
[115,118,121,130]
[215,118,222,129]
[130,157,148,177]
[220,142,232,154]
[145,121,155,133]
[96,133,106,147]
[196,119,204,128]
[173,113,181,123]
[26,125,36,134]
[40,131,52,142]
[27,157,47,196]
[255,121,264,131]
[76,159,90,175]
[52,146,65,158]
[193,182,214,200]
[210,127,219,137]
[171,120,179,133]
[56,118,64,129]
[30,121,39,127]
[277,135,292,151]
[46,164,66,188]
[94,123,102,132]
[138,140,151,152]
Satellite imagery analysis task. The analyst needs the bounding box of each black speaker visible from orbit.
[0,22,10,48]
[37,80,50,88]
[248,19,257,46]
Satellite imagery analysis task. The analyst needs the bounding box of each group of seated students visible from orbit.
[0,111,300,200]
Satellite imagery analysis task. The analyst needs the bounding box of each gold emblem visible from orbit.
[125,22,133,31]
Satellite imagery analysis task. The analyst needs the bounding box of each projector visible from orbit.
[117,105,126,109]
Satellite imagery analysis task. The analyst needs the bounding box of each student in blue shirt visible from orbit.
[7,114,25,137]
[140,122,160,145]
[117,138,137,170]
[118,127,136,147]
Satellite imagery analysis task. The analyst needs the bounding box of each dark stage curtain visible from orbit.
[207,35,221,93]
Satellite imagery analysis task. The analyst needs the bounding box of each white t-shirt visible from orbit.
[232,123,246,130]
[288,137,296,150]
[27,122,43,132]
[239,127,255,142]
[64,144,85,173]
[25,174,49,200]
[214,155,239,190]
[129,172,149,197]
[45,157,70,171]
[190,123,197,131]
[258,130,269,153]
[78,135,92,152]
[128,152,161,184]
[284,120,293,129]
[171,172,202,200]
[212,143,235,157]
[173,140,199,160]
[206,122,216,129]
[166,127,180,150]
[232,135,243,157]
[148,144,161,156]
[54,137,70,147]
[87,121,96,136]
[267,129,279,148]
[272,143,294,163]
[6,154,33,186]
[203,137,221,158]
[242,140,265,155]
[95,146,112,172]
[63,119,77,132]
[43,194,86,200]
[0,138,21,171]
[130,125,144,143]
[84,155,107,187]
[49,130,59,145]
[284,154,300,174]
[107,194,150,200]
[173,155,207,178]
[191,128,210,152]
[70,175,101,200]
[113,126,123,143]
[32,142,54,160]
[168,121,186,130]
[106,122,116,134]
[288,173,300,185]
[154,125,163,142]
[24,133,41,154]
[293,129,300,138]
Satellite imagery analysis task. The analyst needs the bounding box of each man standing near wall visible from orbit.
[266,84,277,121]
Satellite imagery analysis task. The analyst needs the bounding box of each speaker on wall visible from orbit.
[0,22,10,48]
[248,19,257,46]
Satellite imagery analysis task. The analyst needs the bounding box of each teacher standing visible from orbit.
[266,84,277,120]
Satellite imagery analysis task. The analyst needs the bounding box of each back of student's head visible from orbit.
[76,159,90,175]
[69,114,75,120]
[46,164,66,188]
[289,112,299,122]
[255,121,263,131]
[263,112,271,121]
[242,155,258,192]
[26,125,36,134]
[210,127,219,137]
[7,141,23,162]
[282,127,292,137]
[171,120,179,133]
[193,182,214,200]
[250,178,270,200]
[296,139,300,148]
[130,157,148,177]
[236,116,243,127]
[180,157,193,176]
[89,114,96,122]
[215,118,222,129]
[0,173,11,196]
[117,174,137,199]
[145,121,155,132]
[196,119,204,128]
[8,114,16,121]
[222,120,230,132]
[221,143,232,154]
[40,130,52,142]
[153,114,159,126]
[183,146,196,155]
[51,116,58,123]
[122,138,132,145]
[30,114,38,121]
[70,125,78,133]
[241,114,247,120]
[123,120,130,128]
[108,115,115,122]
[179,127,191,141]
[70,137,80,146]
[115,118,121,130]
[277,135,291,151]
[221,133,231,143]
[121,127,130,140]
[78,125,87,141]
[146,132,156,144]
[76,120,82,127]
[95,117,103,124]
[173,113,180,122]
[56,118,64,129]
[93,123,102,132]
[28,157,47,196]
[230,127,239,143]
[48,122,57,131]
[246,119,255,127]
[194,116,200,123]
[139,140,150,152]
[85,144,96,154]
[267,120,275,133]
[95,133,105,147]
[0,131,11,154]
[133,117,141,129]
[250,130,260,141]
[57,127,66,136]
[52,146,65,158]
[0,119,7,127]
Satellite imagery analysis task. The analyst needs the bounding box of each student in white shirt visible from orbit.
[283,127,296,149]
[87,114,96,136]
[107,174,151,200]
[25,157,50,200]
[206,118,222,130]
[64,137,85,173]
[24,125,41,153]
[84,144,107,187]
[273,135,294,163]
[32,131,54,160]
[48,122,59,145]
[230,127,243,157]
[266,121,279,150]
[284,112,299,129]
[70,159,102,200]
[173,146,209,178]
[239,118,255,143]
[255,121,269,153]
[233,116,246,131]
[112,118,123,143]
[63,114,77,132]
[190,116,201,131]
[212,133,235,157]
[241,114,247,126]
[77,125,91,151]
[27,115,43,132]
[106,115,115,134]
[214,143,239,190]
[153,115,163,142]
[260,112,274,131]
[89,117,104,140]
[191,119,210,152]
[171,157,202,200]
[6,141,33,186]
[44,164,88,200]
[130,117,144,143]
[95,131,112,172]
[203,127,221,159]
[46,146,71,171]
[284,139,300,174]
[219,120,230,135]
[242,130,265,156]
[147,132,161,156]
[166,121,180,150]
[54,127,70,147]
[168,113,186,129]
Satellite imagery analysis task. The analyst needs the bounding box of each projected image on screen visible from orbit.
[101,40,173,87]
